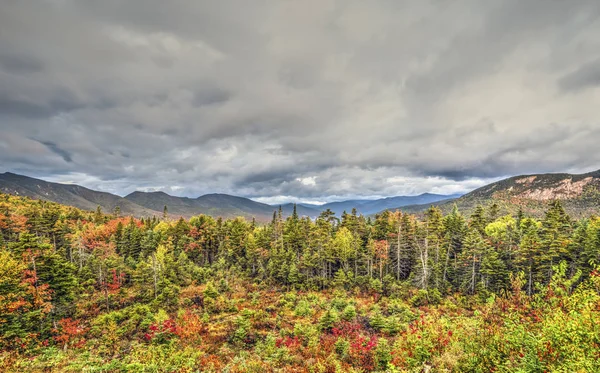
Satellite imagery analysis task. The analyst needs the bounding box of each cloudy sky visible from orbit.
[1,0,600,204]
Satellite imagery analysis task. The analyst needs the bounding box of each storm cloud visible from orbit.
[1,0,600,203]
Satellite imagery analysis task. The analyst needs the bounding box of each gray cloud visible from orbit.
[559,59,600,92]
[0,52,43,74]
[38,141,73,163]
[1,0,600,202]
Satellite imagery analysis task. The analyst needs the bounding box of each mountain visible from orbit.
[383,170,600,218]
[0,172,326,221]
[126,191,282,220]
[275,203,322,219]
[358,193,462,215]
[308,193,461,216]
[0,172,159,217]
[316,199,374,216]
[125,191,319,221]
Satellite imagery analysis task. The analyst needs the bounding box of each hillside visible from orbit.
[384,170,600,217]
[0,172,159,217]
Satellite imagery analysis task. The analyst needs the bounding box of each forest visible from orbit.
[1,192,599,372]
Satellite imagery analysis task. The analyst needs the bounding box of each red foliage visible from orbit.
[53,318,87,349]
[332,321,362,339]
[325,321,378,370]
[276,336,301,349]
[106,269,125,292]
[349,335,378,370]
[144,319,180,342]
[176,310,205,345]
[0,213,7,230]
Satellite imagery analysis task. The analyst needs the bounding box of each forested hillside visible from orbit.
[1,193,600,372]
[397,170,600,218]
[0,172,158,217]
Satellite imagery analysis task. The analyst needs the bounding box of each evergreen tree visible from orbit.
[540,201,572,280]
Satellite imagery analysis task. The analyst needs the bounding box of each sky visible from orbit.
[1,0,600,204]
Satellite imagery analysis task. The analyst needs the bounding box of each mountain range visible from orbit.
[299,193,462,216]
[0,172,157,217]
[0,172,456,220]
[3,169,599,220]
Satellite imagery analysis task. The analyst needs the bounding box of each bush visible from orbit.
[374,338,392,369]
[334,337,350,359]
[294,299,312,317]
[369,306,386,331]
[410,289,442,307]
[319,308,340,331]
[331,296,349,311]
[203,281,218,299]
[231,315,252,346]
[387,299,416,322]
[341,305,357,321]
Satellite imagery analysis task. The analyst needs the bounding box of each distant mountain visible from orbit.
[0,172,158,217]
[358,193,462,215]
[124,191,270,220]
[125,192,319,221]
[384,170,600,218]
[308,193,461,216]
[316,199,374,216]
[0,172,332,221]
[273,203,322,219]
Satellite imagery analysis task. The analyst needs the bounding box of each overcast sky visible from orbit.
[1,0,600,204]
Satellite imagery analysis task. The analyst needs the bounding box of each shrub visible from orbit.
[231,315,252,346]
[331,297,349,311]
[334,337,350,359]
[369,306,386,331]
[203,281,218,299]
[410,289,442,307]
[374,338,392,369]
[294,299,312,317]
[341,305,357,321]
[319,308,340,331]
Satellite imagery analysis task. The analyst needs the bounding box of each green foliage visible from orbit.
[319,308,339,331]
[410,289,441,307]
[203,281,219,299]
[341,304,357,321]
[231,315,252,346]
[374,338,392,370]
[369,306,386,331]
[2,192,600,371]
[293,299,313,317]
[334,337,350,359]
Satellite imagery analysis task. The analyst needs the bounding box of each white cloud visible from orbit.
[296,176,317,187]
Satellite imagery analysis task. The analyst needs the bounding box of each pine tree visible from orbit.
[469,205,487,235]
[94,206,104,224]
[540,201,572,280]
[458,227,488,294]
[443,205,466,291]
[288,263,300,288]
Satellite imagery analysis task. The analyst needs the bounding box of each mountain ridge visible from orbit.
[0,172,159,217]
[306,193,462,216]
[380,170,600,217]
